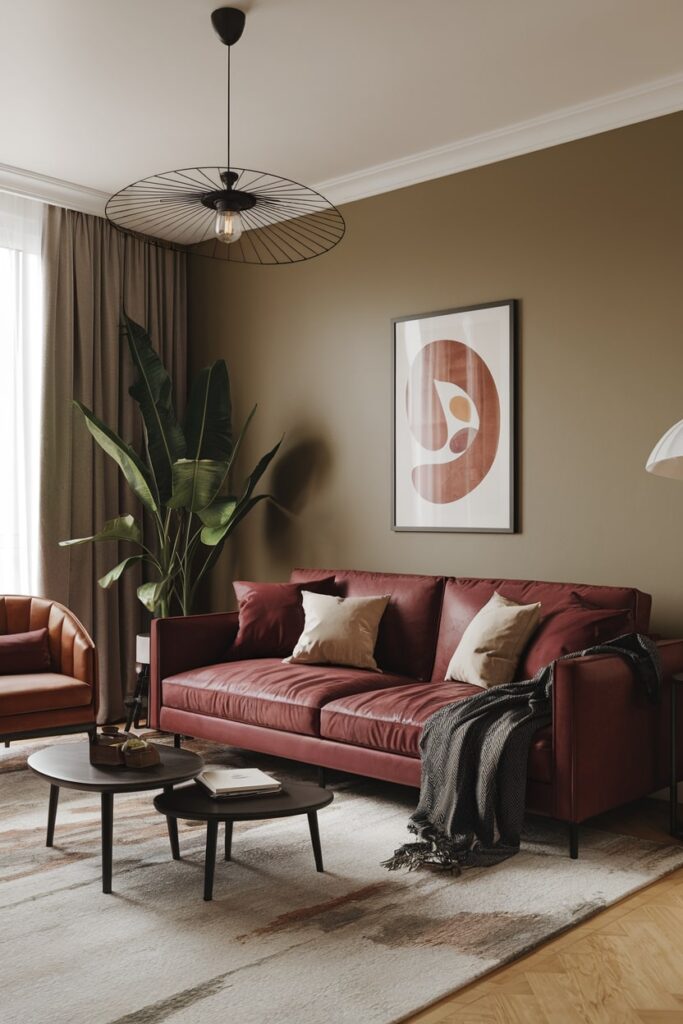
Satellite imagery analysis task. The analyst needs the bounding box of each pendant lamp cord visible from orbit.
[226,45,231,172]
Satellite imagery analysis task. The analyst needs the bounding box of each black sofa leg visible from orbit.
[174,734,182,749]
[569,823,579,859]
[4,741,9,748]
[318,767,327,788]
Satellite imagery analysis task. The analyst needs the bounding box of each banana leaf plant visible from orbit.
[60,313,281,617]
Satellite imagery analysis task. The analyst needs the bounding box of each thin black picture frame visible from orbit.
[391,299,518,534]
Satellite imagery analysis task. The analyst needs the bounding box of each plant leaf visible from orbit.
[197,437,282,545]
[123,313,186,503]
[197,497,238,529]
[167,458,230,512]
[98,555,144,589]
[137,580,167,613]
[224,403,256,479]
[74,401,158,512]
[60,514,142,548]
[240,436,283,504]
[185,360,232,461]
[200,494,270,546]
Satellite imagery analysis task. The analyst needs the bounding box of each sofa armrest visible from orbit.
[552,638,683,822]
[149,612,238,729]
[47,602,99,717]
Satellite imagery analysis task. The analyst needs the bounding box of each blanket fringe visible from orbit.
[382,838,463,874]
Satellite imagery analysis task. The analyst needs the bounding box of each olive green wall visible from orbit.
[189,112,683,635]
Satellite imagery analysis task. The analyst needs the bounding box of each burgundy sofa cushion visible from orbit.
[0,628,51,676]
[521,602,633,678]
[321,682,553,783]
[162,658,415,737]
[432,578,651,681]
[230,577,337,659]
[290,568,445,681]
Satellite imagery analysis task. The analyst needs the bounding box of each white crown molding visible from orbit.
[0,163,108,217]
[315,73,683,207]
[2,73,682,218]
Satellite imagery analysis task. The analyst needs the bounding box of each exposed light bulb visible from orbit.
[214,208,243,244]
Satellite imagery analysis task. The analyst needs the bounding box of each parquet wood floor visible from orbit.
[407,800,683,1023]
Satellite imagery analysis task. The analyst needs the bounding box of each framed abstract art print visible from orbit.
[392,299,517,533]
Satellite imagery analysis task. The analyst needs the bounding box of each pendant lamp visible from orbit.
[105,8,345,265]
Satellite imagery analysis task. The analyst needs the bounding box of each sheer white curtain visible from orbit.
[0,193,44,594]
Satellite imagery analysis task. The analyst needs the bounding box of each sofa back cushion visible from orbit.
[520,600,634,678]
[290,568,445,680]
[432,578,652,681]
[231,577,338,659]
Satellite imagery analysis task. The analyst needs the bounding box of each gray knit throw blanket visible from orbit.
[383,633,661,874]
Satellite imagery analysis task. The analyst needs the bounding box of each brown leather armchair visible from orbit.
[0,596,98,744]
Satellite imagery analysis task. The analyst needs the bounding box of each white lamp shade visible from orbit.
[646,419,683,479]
[135,633,151,665]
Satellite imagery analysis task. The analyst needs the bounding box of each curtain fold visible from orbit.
[39,206,187,722]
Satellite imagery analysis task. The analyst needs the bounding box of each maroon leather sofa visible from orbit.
[150,568,683,857]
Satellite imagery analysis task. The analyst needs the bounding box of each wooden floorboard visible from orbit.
[407,800,683,1023]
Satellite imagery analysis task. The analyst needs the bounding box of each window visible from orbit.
[0,193,44,594]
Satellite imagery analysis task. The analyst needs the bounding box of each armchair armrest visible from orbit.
[552,639,683,822]
[149,612,238,729]
[47,601,98,716]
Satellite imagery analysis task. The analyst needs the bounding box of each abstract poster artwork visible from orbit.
[392,300,516,532]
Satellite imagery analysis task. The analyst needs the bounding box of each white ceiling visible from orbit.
[2,0,683,212]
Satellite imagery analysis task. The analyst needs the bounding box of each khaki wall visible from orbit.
[189,113,683,635]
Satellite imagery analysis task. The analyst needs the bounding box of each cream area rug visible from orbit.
[1,734,682,1024]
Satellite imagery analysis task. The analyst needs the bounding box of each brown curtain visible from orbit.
[38,205,187,722]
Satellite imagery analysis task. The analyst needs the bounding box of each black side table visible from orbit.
[672,673,683,837]
[154,780,334,901]
[28,742,203,893]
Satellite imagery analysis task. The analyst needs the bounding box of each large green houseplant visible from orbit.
[61,314,280,617]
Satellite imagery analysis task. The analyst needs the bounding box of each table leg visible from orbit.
[308,811,324,872]
[46,784,59,847]
[166,816,180,860]
[161,785,180,859]
[204,820,218,901]
[125,665,146,733]
[101,792,114,894]
[225,820,233,861]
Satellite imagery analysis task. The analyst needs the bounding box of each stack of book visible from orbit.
[196,766,282,799]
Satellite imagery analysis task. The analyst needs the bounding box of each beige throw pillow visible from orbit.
[285,591,390,671]
[446,592,541,689]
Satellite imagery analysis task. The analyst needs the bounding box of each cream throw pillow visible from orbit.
[446,592,541,689]
[285,591,390,671]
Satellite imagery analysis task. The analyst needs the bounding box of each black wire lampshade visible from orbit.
[105,8,345,265]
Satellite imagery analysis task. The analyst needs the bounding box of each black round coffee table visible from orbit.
[28,742,203,894]
[154,781,334,900]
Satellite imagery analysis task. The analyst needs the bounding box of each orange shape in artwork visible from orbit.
[449,395,471,422]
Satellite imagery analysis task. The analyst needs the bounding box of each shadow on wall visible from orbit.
[265,435,333,564]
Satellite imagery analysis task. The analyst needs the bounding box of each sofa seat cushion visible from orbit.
[320,682,553,783]
[162,659,416,737]
[0,673,92,717]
